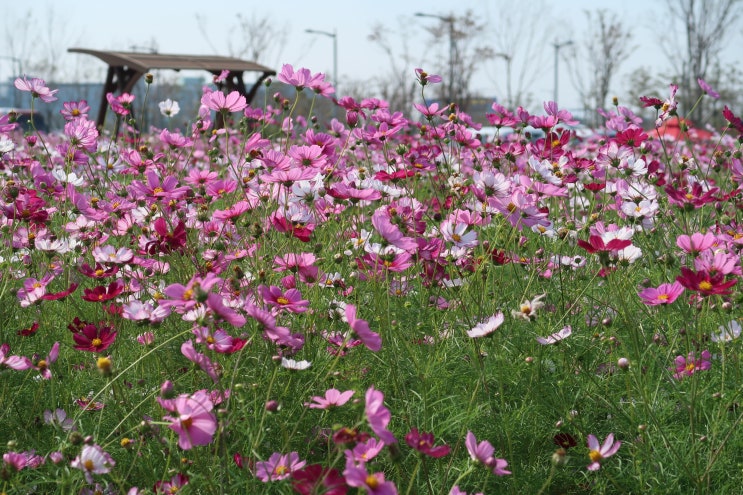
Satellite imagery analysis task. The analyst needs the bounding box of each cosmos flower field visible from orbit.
[1,66,742,494]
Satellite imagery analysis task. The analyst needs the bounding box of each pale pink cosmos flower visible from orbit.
[14,76,58,102]
[467,313,505,338]
[586,433,621,471]
[200,89,247,113]
[0,343,32,370]
[676,232,717,254]
[697,78,720,99]
[157,390,217,450]
[92,245,134,264]
[414,68,442,86]
[255,452,306,482]
[307,388,355,409]
[365,386,397,444]
[536,325,573,345]
[70,444,116,483]
[122,300,171,324]
[638,281,685,306]
[32,342,60,380]
[450,487,483,495]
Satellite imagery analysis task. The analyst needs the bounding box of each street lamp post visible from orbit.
[305,28,338,97]
[415,12,455,105]
[495,52,512,108]
[552,39,573,104]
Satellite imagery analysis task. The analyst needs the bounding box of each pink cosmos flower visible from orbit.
[0,343,32,371]
[255,452,306,482]
[672,350,712,380]
[467,313,505,338]
[154,473,189,493]
[60,99,90,120]
[697,78,720,99]
[201,89,247,113]
[586,433,621,471]
[536,325,573,345]
[345,437,386,464]
[414,68,442,86]
[307,388,355,409]
[157,390,217,450]
[70,444,115,483]
[343,458,398,495]
[345,304,382,352]
[278,64,313,89]
[32,342,60,380]
[676,232,717,254]
[259,285,309,314]
[14,76,58,102]
[638,281,685,306]
[181,340,220,383]
[450,488,483,495]
[365,386,397,444]
[465,431,511,476]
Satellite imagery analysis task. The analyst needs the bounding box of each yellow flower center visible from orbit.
[589,450,603,463]
[84,459,95,471]
[153,187,164,194]
[92,338,103,348]
[698,281,713,291]
[274,464,288,476]
[658,294,669,300]
[686,362,696,372]
[366,475,380,489]
[276,297,290,305]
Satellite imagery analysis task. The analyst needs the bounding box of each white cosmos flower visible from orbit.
[711,320,741,343]
[467,312,505,338]
[158,98,180,117]
[281,357,312,370]
[536,325,572,345]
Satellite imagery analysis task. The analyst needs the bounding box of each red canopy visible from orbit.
[654,117,714,141]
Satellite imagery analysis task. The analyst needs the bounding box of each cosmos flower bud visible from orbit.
[552,448,568,466]
[617,358,630,370]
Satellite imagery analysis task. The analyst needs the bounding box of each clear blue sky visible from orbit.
[2,0,741,113]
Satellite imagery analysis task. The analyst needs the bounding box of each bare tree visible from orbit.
[367,20,418,114]
[195,13,287,68]
[416,10,495,112]
[566,10,634,127]
[486,0,553,111]
[661,0,742,122]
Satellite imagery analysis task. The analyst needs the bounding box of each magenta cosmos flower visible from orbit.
[345,304,382,352]
[157,390,217,450]
[255,452,306,482]
[365,386,397,444]
[465,431,511,476]
[672,350,712,380]
[32,342,60,380]
[638,281,684,306]
[259,285,309,314]
[586,433,621,471]
[405,428,450,458]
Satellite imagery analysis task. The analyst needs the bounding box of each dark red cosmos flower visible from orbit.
[723,105,743,134]
[676,267,737,296]
[78,262,120,279]
[553,432,578,449]
[71,321,117,353]
[404,428,451,458]
[17,321,39,337]
[82,279,125,302]
[665,182,719,209]
[292,464,347,495]
[615,127,648,147]
[147,217,187,255]
[639,95,664,109]
[41,282,79,301]
[332,427,371,446]
[577,235,632,254]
